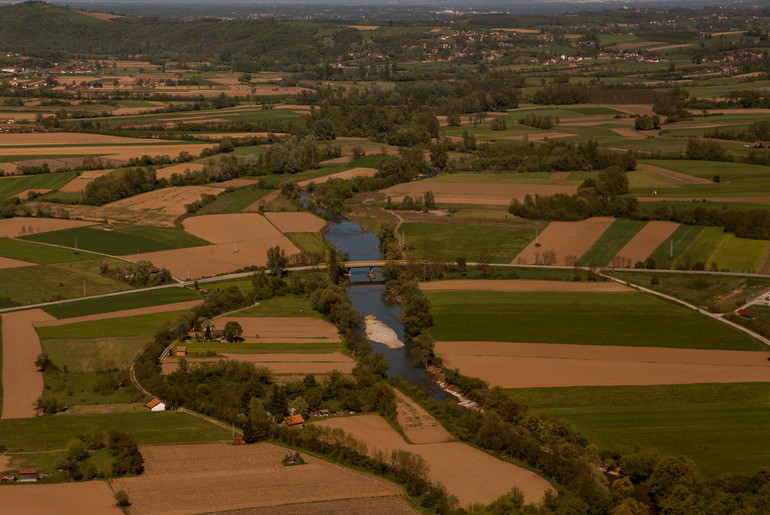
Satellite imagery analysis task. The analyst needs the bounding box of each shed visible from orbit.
[176,346,187,357]
[145,398,166,412]
[283,414,305,430]
[232,437,245,445]
[737,309,755,319]
[18,469,38,482]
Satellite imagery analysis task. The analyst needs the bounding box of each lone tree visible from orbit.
[35,352,54,372]
[223,321,243,341]
[266,246,288,275]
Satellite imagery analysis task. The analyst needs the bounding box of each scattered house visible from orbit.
[176,346,187,357]
[232,437,245,445]
[737,309,755,319]
[283,414,305,430]
[18,469,38,482]
[145,398,166,412]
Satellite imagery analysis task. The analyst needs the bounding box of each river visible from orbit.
[324,215,449,401]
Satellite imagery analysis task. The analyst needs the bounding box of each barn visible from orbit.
[145,398,166,412]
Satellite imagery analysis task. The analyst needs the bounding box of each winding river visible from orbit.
[324,216,449,401]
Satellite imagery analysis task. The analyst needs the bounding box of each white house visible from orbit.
[145,398,166,412]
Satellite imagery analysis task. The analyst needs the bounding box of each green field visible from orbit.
[675,227,768,272]
[229,295,317,317]
[401,222,536,263]
[194,185,271,215]
[0,171,78,197]
[21,225,210,255]
[39,310,190,372]
[285,232,328,255]
[0,411,231,452]
[611,271,770,312]
[633,160,770,197]
[513,382,770,477]
[579,219,647,266]
[183,340,343,355]
[0,238,101,264]
[43,287,202,319]
[426,290,762,350]
[0,259,131,305]
[648,224,704,269]
[42,371,144,406]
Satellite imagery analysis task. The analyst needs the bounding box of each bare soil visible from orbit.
[393,389,453,444]
[107,186,222,217]
[1,309,56,419]
[12,189,52,199]
[58,169,114,193]
[212,316,339,343]
[347,25,380,30]
[381,182,578,206]
[0,133,161,146]
[265,212,327,233]
[1,481,120,514]
[316,415,553,507]
[216,496,418,515]
[513,217,615,265]
[0,217,94,238]
[420,279,632,292]
[435,341,770,388]
[613,221,679,265]
[0,256,34,269]
[611,128,647,139]
[112,442,402,515]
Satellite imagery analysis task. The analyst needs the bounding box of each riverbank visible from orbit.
[364,314,405,348]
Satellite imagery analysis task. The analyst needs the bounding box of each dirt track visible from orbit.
[1,309,56,419]
[636,163,712,184]
[613,221,679,265]
[513,217,615,265]
[435,341,770,388]
[0,218,93,238]
[381,181,578,206]
[1,481,120,514]
[393,389,453,444]
[316,414,553,506]
[112,442,402,515]
[420,279,632,292]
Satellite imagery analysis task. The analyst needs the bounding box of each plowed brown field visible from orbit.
[58,169,114,193]
[316,415,552,506]
[435,341,770,388]
[213,316,339,343]
[381,182,577,206]
[112,442,403,515]
[613,221,679,264]
[0,217,94,238]
[131,213,300,278]
[513,217,615,265]
[420,279,632,292]
[227,496,417,514]
[1,481,120,514]
[1,309,56,419]
[265,212,326,233]
[107,185,223,217]
[0,256,34,269]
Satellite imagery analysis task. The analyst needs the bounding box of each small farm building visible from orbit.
[18,469,38,482]
[283,414,305,430]
[176,346,187,356]
[146,398,166,412]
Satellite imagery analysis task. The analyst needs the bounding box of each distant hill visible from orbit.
[0,2,322,66]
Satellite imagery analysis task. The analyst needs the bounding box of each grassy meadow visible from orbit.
[0,238,101,264]
[512,382,770,477]
[43,287,202,319]
[426,290,762,350]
